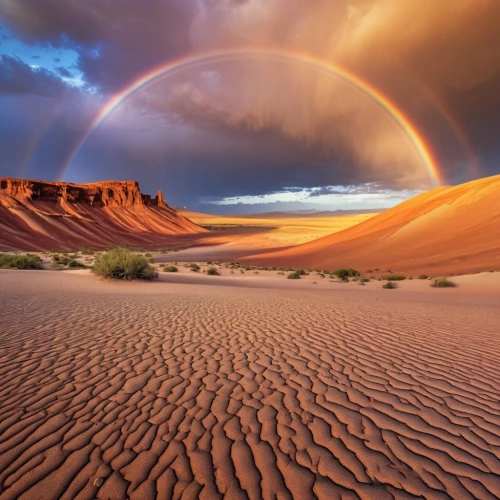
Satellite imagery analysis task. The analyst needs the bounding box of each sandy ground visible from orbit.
[179,211,377,247]
[1,269,499,499]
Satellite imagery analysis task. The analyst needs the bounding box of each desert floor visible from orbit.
[1,269,499,499]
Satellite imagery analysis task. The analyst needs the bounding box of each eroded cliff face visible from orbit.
[0,178,203,251]
[0,178,167,208]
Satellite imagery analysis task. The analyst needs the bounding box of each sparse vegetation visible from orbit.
[287,271,302,279]
[430,278,456,288]
[0,253,43,270]
[93,247,158,281]
[382,275,406,281]
[418,275,429,280]
[189,263,200,272]
[68,259,86,268]
[164,265,178,272]
[382,281,397,289]
[207,267,220,276]
[332,268,360,279]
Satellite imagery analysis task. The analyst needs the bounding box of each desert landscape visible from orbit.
[2,1,500,499]
[1,177,500,499]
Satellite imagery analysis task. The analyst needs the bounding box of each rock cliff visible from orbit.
[0,178,204,251]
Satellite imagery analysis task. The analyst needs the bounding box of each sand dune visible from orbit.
[1,270,499,499]
[0,179,204,251]
[243,175,500,275]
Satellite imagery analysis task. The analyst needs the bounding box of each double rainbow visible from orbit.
[59,48,444,185]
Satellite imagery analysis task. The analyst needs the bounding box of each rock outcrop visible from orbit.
[0,178,167,208]
[0,178,204,251]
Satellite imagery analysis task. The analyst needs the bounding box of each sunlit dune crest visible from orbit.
[244,174,500,275]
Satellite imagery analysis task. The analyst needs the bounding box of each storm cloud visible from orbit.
[0,0,499,211]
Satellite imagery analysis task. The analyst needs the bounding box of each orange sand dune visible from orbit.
[0,270,499,499]
[0,178,204,251]
[244,175,500,275]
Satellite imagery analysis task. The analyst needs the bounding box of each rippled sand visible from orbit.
[1,270,499,499]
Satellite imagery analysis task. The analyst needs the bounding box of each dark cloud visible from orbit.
[55,66,72,78]
[0,55,67,96]
[0,0,499,211]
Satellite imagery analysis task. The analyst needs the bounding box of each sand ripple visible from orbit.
[0,272,499,499]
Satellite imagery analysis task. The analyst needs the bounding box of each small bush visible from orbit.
[0,253,43,270]
[287,271,301,279]
[164,265,178,272]
[145,253,153,257]
[382,281,397,289]
[277,271,285,275]
[366,269,374,273]
[207,267,220,276]
[332,268,360,279]
[93,247,158,280]
[189,263,200,272]
[52,254,60,262]
[68,259,86,268]
[382,275,406,281]
[430,278,456,288]
[417,275,428,280]
[360,277,370,283]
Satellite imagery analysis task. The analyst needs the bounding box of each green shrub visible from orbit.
[189,263,200,272]
[287,271,301,279]
[382,281,397,289]
[68,260,86,268]
[430,278,456,288]
[207,267,220,276]
[417,275,428,280]
[332,268,360,279]
[360,277,370,283]
[0,253,43,270]
[366,269,374,273]
[145,253,153,257]
[93,247,158,280]
[164,265,178,272]
[52,254,60,262]
[382,275,406,281]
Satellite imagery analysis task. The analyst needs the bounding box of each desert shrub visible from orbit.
[68,259,86,268]
[360,277,370,283]
[145,253,153,257]
[277,271,285,275]
[417,275,429,280]
[297,269,308,276]
[287,271,301,279]
[207,267,220,276]
[159,263,165,267]
[0,253,43,270]
[164,265,178,272]
[332,268,360,279]
[189,263,200,272]
[148,257,156,264]
[60,256,71,266]
[240,269,245,274]
[430,278,456,288]
[80,247,94,255]
[93,247,158,280]
[366,269,374,273]
[207,261,213,265]
[52,254,60,262]
[382,281,397,289]
[382,275,406,281]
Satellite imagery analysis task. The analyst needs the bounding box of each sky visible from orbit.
[0,0,499,213]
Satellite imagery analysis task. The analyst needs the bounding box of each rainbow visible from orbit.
[59,48,444,185]
[409,73,481,179]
